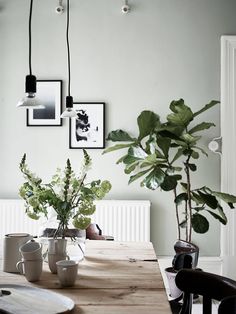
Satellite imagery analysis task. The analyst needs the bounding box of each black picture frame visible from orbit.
[26,80,62,126]
[69,102,105,149]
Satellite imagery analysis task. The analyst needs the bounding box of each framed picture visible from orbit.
[26,80,62,126]
[69,102,105,149]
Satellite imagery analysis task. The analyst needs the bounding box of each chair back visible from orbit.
[175,269,236,314]
[218,295,236,314]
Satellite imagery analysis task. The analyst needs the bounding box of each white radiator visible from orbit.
[0,199,150,242]
[93,200,150,242]
[0,199,41,238]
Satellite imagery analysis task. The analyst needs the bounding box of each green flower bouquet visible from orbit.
[19,149,112,238]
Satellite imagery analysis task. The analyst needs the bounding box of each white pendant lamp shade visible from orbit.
[61,108,77,118]
[17,95,44,109]
[61,96,77,118]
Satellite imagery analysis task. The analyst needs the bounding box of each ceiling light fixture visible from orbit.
[17,0,44,109]
[55,0,64,15]
[61,0,77,118]
[122,0,130,14]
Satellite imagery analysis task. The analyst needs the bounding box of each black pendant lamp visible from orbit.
[17,0,44,109]
[61,0,77,118]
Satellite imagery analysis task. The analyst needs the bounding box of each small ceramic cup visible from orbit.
[48,253,70,274]
[19,240,42,261]
[16,259,43,282]
[56,260,78,287]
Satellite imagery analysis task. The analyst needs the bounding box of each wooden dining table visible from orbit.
[0,240,171,314]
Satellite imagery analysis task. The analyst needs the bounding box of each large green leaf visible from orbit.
[129,146,147,159]
[175,192,188,205]
[167,101,193,127]
[169,99,185,113]
[160,175,181,191]
[107,129,136,142]
[206,210,227,225]
[123,146,147,165]
[191,151,199,159]
[180,182,188,191]
[124,162,139,174]
[158,130,182,141]
[175,140,189,148]
[198,191,218,209]
[103,143,132,154]
[158,124,184,137]
[168,166,182,172]
[189,122,215,134]
[193,100,219,118]
[157,137,171,158]
[188,163,197,172]
[116,155,127,164]
[191,192,204,205]
[137,111,160,141]
[155,149,166,159]
[144,153,157,164]
[211,191,236,204]
[181,133,201,145]
[123,155,139,165]
[192,213,209,233]
[128,168,152,184]
[145,136,156,154]
[141,168,165,190]
[193,146,208,157]
[217,205,228,223]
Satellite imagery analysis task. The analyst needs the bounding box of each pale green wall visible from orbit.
[1,0,236,255]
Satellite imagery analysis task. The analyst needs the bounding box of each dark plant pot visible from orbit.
[173,239,199,269]
[165,240,200,300]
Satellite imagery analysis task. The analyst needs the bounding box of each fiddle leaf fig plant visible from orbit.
[104,99,236,242]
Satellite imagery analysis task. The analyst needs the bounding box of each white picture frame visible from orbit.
[69,102,105,149]
[27,80,62,126]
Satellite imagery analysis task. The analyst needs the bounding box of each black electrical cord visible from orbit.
[29,0,33,76]
[66,0,71,97]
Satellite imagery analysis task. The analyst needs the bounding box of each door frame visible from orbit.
[221,36,236,256]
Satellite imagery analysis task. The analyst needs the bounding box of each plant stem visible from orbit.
[185,155,192,242]
[73,174,87,206]
[173,188,181,239]
[185,200,188,241]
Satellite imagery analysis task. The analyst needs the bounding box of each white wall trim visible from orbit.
[221,36,236,256]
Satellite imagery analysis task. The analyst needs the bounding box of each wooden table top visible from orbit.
[0,240,171,314]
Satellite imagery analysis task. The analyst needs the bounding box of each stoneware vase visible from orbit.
[47,238,68,274]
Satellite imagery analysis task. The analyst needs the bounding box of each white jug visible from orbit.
[3,233,33,273]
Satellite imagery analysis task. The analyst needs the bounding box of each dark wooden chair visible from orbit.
[169,254,194,314]
[175,269,236,314]
[218,295,236,314]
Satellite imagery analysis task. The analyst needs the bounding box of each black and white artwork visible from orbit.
[69,102,105,149]
[27,80,62,126]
